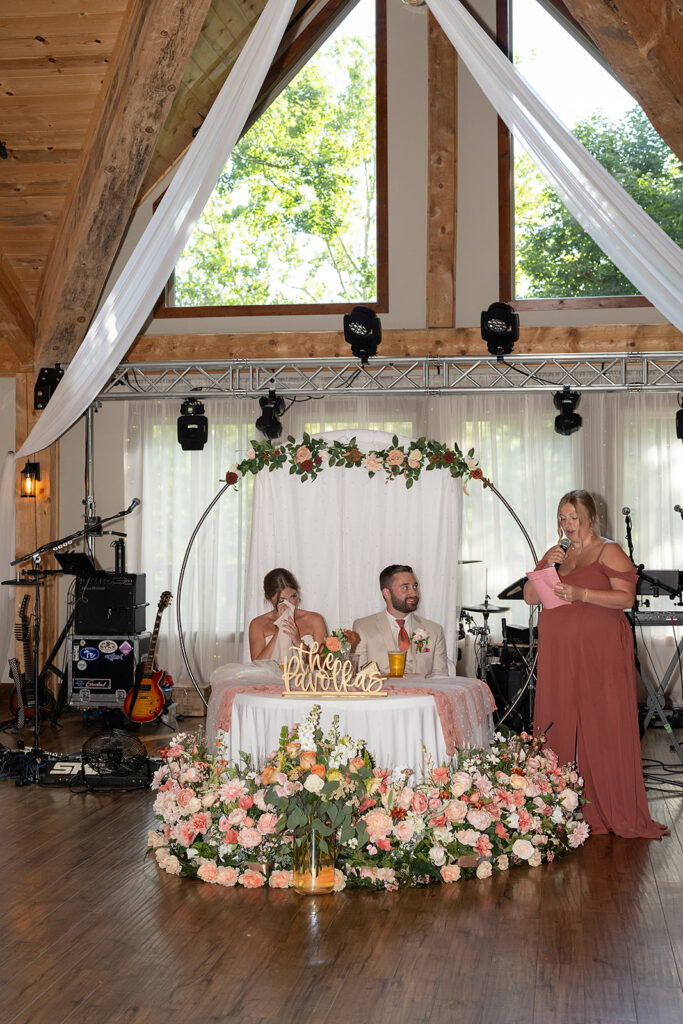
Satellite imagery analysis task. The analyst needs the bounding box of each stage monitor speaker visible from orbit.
[75,573,146,635]
[487,662,524,703]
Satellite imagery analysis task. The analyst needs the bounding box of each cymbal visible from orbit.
[461,603,509,614]
[458,559,482,564]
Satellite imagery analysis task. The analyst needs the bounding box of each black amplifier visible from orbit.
[68,633,150,708]
[75,573,147,635]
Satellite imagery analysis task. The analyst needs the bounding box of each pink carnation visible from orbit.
[239,869,265,888]
[174,821,199,847]
[216,866,239,886]
[268,870,293,889]
[191,811,212,834]
[257,812,279,836]
[197,862,219,883]
[237,827,263,849]
[364,808,393,842]
[219,778,247,801]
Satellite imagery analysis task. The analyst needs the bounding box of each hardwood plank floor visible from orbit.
[1,706,681,1024]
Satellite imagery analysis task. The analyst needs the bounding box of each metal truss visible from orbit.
[99,352,683,400]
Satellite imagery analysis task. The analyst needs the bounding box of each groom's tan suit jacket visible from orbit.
[351,611,449,677]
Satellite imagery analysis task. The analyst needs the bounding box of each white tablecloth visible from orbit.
[207,663,494,772]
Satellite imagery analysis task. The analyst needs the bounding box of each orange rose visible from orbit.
[349,756,365,771]
[260,765,277,784]
[285,741,301,757]
[299,750,317,769]
[310,764,326,778]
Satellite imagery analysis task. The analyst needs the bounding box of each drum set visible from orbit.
[459,573,537,731]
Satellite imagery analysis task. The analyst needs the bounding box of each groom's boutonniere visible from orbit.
[411,628,430,653]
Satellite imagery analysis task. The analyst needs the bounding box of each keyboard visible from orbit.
[628,609,683,627]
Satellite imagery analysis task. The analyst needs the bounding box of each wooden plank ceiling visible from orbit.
[0,0,680,374]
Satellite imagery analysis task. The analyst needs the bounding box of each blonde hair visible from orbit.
[556,490,598,541]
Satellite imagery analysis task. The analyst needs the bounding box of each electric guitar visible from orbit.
[9,594,55,719]
[123,591,173,723]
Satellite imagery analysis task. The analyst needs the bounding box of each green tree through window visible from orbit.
[171,4,378,309]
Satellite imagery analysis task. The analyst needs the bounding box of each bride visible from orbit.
[248,568,327,662]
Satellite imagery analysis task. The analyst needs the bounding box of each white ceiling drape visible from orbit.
[426,0,683,330]
[13,0,296,463]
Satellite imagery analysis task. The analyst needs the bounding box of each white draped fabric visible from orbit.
[244,429,463,671]
[13,0,296,465]
[426,0,683,329]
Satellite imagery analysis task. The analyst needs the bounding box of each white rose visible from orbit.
[432,826,452,845]
[512,838,534,860]
[559,789,579,812]
[201,793,218,808]
[428,845,447,866]
[303,774,325,793]
[476,860,492,879]
[528,849,543,868]
[550,805,564,824]
[497,855,509,872]
[187,797,201,813]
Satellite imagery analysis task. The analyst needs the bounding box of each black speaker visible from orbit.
[487,662,524,703]
[75,574,147,635]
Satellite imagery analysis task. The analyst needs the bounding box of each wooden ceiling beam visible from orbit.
[0,249,34,368]
[33,0,213,368]
[561,0,683,160]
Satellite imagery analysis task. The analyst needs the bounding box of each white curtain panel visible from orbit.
[14,0,296,464]
[426,0,683,329]
[244,429,463,670]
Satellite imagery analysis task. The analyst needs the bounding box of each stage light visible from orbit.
[177,399,208,451]
[20,461,40,498]
[481,302,519,360]
[256,390,286,439]
[343,306,381,365]
[34,364,64,410]
[553,387,582,436]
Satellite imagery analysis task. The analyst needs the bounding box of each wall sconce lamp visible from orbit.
[20,461,40,498]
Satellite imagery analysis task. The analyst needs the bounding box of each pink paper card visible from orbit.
[525,566,567,609]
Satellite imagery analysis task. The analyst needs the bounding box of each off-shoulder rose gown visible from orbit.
[533,544,667,839]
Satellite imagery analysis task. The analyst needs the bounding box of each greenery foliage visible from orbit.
[515,108,683,298]
[174,34,377,307]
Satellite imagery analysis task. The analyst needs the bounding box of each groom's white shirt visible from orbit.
[352,610,449,677]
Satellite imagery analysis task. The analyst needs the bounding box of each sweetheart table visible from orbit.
[205,663,495,771]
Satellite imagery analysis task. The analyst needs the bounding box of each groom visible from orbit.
[352,564,449,677]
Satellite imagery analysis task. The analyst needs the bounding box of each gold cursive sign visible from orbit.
[282,643,387,698]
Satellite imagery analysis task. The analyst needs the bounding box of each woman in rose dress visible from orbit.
[524,489,667,839]
[248,568,327,662]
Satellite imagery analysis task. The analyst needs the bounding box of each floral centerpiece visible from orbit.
[148,723,589,892]
[319,628,358,662]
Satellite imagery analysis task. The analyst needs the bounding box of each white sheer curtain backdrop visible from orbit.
[125,391,682,692]
[13,0,296,466]
[426,0,683,329]
[244,429,463,670]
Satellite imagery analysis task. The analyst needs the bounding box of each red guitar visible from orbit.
[123,591,173,723]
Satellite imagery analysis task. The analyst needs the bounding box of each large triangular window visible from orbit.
[160,0,387,316]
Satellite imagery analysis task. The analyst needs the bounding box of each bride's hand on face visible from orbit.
[279,614,302,645]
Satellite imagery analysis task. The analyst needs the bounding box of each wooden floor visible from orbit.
[0,706,682,1024]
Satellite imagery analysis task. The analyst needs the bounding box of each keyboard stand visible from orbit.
[638,637,683,765]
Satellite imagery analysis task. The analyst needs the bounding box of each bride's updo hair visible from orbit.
[556,489,598,539]
[263,568,300,605]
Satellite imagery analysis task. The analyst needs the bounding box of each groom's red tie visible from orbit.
[396,619,410,651]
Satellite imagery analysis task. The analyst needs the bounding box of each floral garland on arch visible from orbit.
[148,708,589,892]
[223,433,490,493]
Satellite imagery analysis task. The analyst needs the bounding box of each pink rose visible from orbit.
[364,807,393,842]
[457,829,481,847]
[444,799,467,823]
[228,808,247,826]
[363,454,381,473]
[386,449,404,466]
[167,745,185,757]
[237,827,263,849]
[295,445,311,463]
[467,807,491,831]
[428,796,442,810]
[239,794,254,810]
[411,791,429,814]
[239,869,265,888]
[396,787,414,810]
[257,812,279,836]
[450,771,472,798]
[393,820,415,842]
[512,839,534,860]
[216,866,238,887]
[176,788,196,810]
[333,869,346,892]
[376,837,392,852]
[197,862,219,883]
[441,864,461,883]
[268,870,293,889]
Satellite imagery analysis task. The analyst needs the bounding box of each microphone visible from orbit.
[554,536,571,569]
[675,505,682,513]
[127,497,141,513]
[622,506,631,516]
